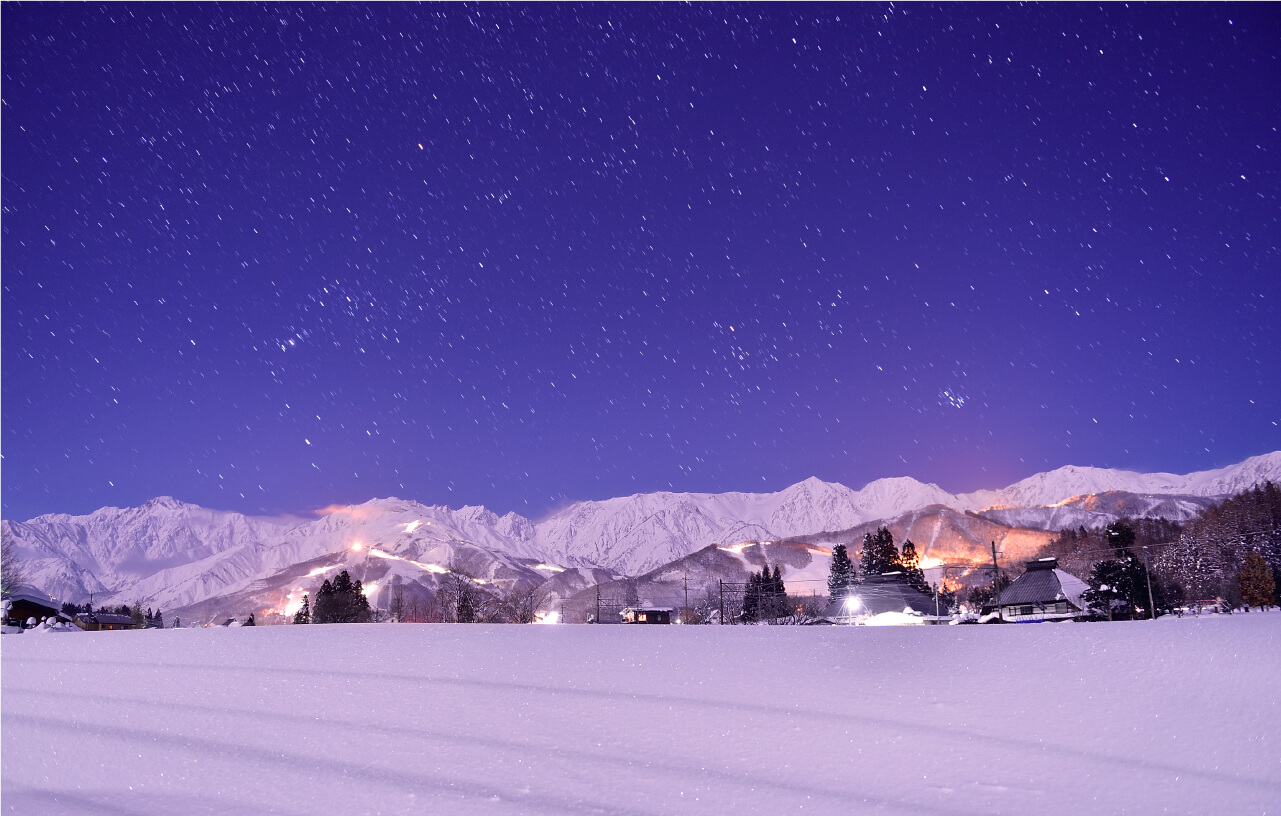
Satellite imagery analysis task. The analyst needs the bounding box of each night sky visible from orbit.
[3,4,1279,521]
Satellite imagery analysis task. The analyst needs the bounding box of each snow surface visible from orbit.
[4,614,1279,815]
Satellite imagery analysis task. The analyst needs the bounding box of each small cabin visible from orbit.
[73,612,137,631]
[621,606,672,624]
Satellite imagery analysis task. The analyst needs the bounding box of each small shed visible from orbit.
[73,612,137,631]
[982,557,1088,622]
[621,606,672,624]
[3,585,63,627]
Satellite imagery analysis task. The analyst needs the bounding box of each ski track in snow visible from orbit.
[4,614,1280,815]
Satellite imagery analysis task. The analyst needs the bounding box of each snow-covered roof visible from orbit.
[76,613,136,626]
[993,558,1088,610]
[3,585,58,609]
[822,574,939,619]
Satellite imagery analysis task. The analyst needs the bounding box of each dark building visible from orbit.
[982,557,1088,622]
[3,586,63,627]
[73,612,137,631]
[621,606,672,624]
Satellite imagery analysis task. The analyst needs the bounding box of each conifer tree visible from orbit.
[859,527,901,576]
[898,540,929,594]
[312,579,335,623]
[130,601,145,628]
[154,610,163,629]
[827,544,857,599]
[771,564,787,618]
[1083,556,1146,620]
[310,572,369,623]
[244,613,255,626]
[1238,552,1276,609]
[294,594,311,624]
[740,569,761,623]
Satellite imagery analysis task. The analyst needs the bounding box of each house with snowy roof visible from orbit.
[822,572,943,625]
[2,585,65,628]
[72,612,137,631]
[621,606,672,624]
[982,557,1089,622]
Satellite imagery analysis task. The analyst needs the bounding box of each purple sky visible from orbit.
[3,4,1278,521]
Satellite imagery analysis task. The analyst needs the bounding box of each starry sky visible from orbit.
[3,4,1279,521]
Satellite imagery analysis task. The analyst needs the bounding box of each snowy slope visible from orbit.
[4,614,1279,815]
[4,452,1278,618]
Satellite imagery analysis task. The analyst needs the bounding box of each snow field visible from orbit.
[3,613,1279,815]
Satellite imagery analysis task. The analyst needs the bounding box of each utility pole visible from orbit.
[595,583,601,624]
[991,541,1002,620]
[683,572,689,623]
[1143,546,1156,620]
[719,579,724,625]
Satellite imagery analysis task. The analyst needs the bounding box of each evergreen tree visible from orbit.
[1238,551,1276,609]
[1105,521,1137,555]
[771,564,787,618]
[172,617,181,628]
[859,527,901,576]
[898,540,929,594]
[153,610,163,629]
[293,594,311,624]
[130,601,145,628]
[740,569,762,623]
[244,613,255,626]
[1083,556,1148,620]
[827,544,857,599]
[312,579,336,623]
[311,572,370,624]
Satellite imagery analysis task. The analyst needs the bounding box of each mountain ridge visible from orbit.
[4,452,1278,620]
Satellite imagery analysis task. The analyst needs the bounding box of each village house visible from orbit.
[2,585,65,628]
[73,612,138,631]
[982,557,1089,622]
[823,572,942,624]
[621,606,672,624]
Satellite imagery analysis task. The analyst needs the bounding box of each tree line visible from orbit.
[826,527,935,598]
[1012,482,1280,618]
[59,600,167,628]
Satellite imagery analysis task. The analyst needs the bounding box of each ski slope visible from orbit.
[3,614,1278,815]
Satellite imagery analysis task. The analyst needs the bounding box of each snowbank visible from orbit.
[3,614,1279,815]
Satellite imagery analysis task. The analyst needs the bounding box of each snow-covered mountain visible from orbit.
[4,451,1278,621]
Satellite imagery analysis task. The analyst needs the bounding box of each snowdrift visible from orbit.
[3,613,1279,815]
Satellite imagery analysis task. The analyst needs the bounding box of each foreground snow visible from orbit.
[3,615,1279,815]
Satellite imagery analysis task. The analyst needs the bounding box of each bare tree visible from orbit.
[389,586,406,622]
[1,527,26,596]
[501,585,551,623]
[440,566,488,623]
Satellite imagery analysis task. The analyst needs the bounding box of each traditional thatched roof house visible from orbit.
[982,557,1088,622]
[823,572,941,624]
